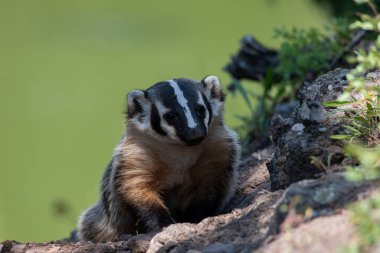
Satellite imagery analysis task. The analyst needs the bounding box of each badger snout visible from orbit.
[179,128,207,146]
[186,135,206,146]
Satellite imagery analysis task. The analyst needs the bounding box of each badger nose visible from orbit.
[183,128,207,146]
[186,135,206,146]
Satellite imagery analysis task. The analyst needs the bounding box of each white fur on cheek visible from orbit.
[128,105,150,132]
[211,99,223,117]
[168,80,197,129]
[127,90,151,131]
[154,101,177,139]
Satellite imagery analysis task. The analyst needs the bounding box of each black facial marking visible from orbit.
[201,79,207,88]
[163,111,178,125]
[202,93,213,125]
[196,105,206,119]
[127,98,143,119]
[150,104,167,136]
[133,98,143,113]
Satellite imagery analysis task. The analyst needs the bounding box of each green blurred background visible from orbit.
[0,0,328,242]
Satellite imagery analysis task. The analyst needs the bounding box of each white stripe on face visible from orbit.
[168,80,197,128]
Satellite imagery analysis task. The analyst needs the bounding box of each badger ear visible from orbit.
[201,75,225,102]
[201,75,225,117]
[127,90,149,119]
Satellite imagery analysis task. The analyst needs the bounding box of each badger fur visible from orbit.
[77,76,240,242]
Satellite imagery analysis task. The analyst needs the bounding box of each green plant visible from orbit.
[233,69,275,139]
[324,95,380,144]
[232,18,352,140]
[343,0,380,93]
[274,25,347,82]
[345,144,380,181]
[324,1,380,252]
[346,192,380,253]
[326,0,380,146]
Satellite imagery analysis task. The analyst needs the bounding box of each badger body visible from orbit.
[77,76,240,242]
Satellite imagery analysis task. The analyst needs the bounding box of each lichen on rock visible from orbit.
[268,68,350,190]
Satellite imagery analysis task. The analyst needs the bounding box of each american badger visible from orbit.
[77,76,240,242]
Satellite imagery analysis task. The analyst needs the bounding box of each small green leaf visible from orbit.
[350,21,375,31]
[354,115,370,125]
[323,100,353,107]
[353,0,368,4]
[263,68,274,95]
[330,134,352,140]
[343,125,362,135]
[366,101,374,111]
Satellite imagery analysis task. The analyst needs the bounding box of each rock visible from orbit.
[267,174,369,235]
[260,213,355,253]
[46,246,61,253]
[273,101,298,120]
[268,69,350,190]
[270,114,292,144]
[366,70,380,86]
[10,245,26,253]
[0,240,15,253]
[126,234,151,253]
[291,123,305,135]
[202,242,235,253]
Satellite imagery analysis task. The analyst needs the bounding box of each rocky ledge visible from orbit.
[1,69,379,253]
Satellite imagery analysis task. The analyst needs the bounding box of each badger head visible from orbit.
[126,76,225,146]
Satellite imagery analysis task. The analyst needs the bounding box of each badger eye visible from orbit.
[196,105,206,118]
[163,111,177,124]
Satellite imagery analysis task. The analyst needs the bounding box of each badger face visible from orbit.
[126,76,224,146]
